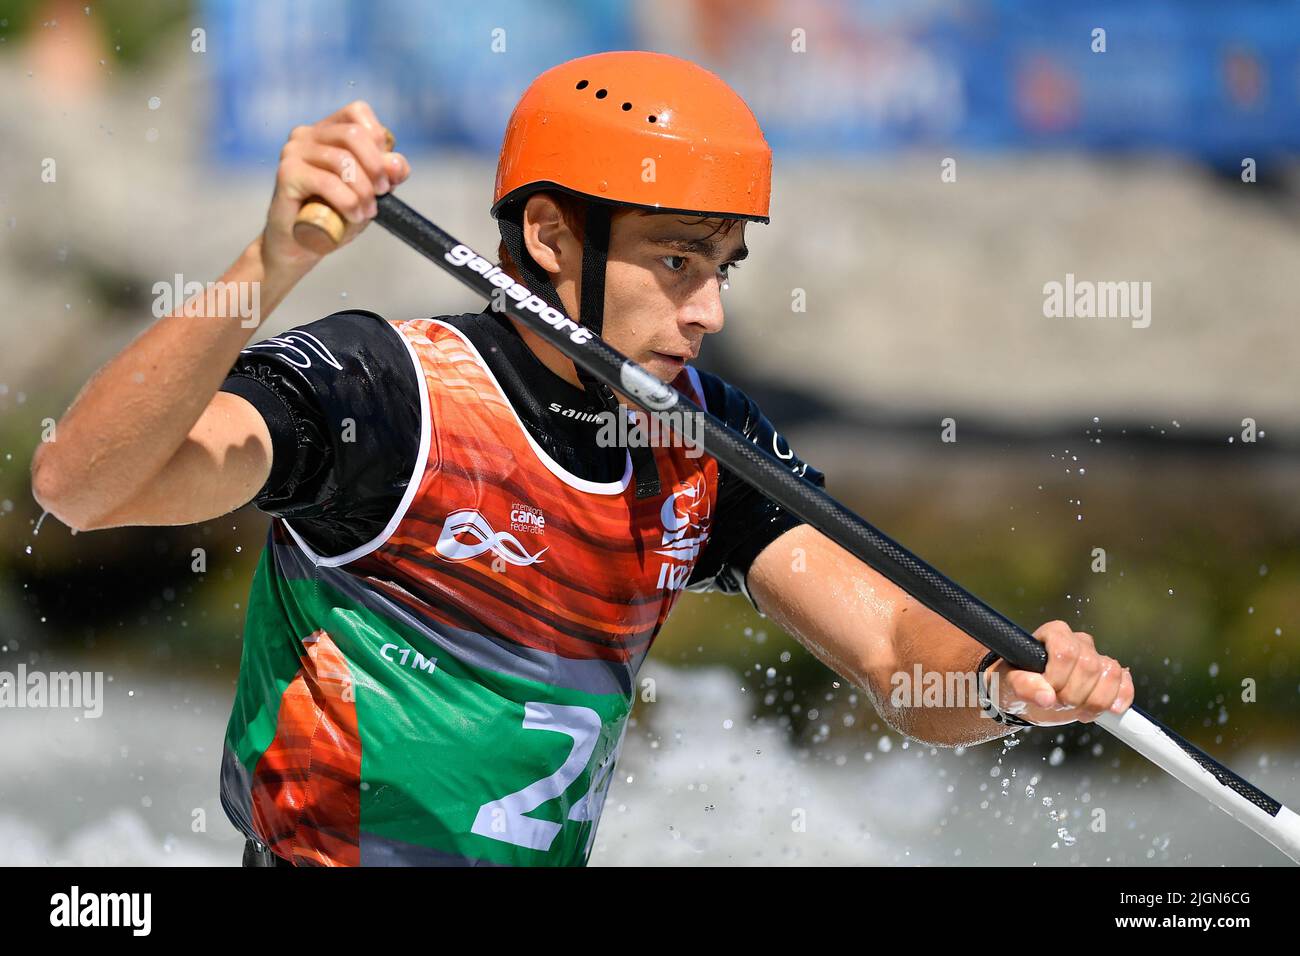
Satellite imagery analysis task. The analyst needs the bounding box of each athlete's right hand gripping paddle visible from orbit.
[291,128,396,256]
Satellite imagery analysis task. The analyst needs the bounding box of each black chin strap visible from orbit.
[497,201,661,498]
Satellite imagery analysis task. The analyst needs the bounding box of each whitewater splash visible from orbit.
[0,663,1294,865]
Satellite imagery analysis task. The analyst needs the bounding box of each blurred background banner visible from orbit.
[206,0,635,160]
[2,0,1298,866]
[205,0,1300,164]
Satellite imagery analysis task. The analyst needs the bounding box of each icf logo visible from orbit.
[435,509,548,567]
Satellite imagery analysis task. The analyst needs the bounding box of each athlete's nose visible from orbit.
[681,280,726,337]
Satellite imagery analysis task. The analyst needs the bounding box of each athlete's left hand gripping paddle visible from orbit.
[291,128,396,256]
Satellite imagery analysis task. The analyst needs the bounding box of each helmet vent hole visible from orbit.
[621,102,632,111]
[595,88,608,99]
[575,80,589,90]
[647,115,657,123]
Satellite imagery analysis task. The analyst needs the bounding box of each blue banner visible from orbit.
[204,0,1300,165]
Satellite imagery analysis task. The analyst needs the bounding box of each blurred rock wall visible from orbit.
[4,45,1298,436]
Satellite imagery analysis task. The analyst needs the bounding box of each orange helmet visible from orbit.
[490,51,771,499]
[492,51,772,222]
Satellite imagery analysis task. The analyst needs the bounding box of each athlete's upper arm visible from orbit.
[90,390,273,528]
[216,311,422,553]
[95,310,421,536]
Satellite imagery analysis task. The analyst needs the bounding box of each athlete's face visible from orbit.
[600,211,748,381]
[517,195,749,387]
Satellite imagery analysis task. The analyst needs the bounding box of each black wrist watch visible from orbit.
[977,650,1034,728]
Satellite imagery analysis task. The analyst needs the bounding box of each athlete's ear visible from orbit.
[521,193,574,278]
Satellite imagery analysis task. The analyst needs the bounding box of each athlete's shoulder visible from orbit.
[239,309,500,384]
[221,309,425,533]
[285,307,395,337]
[681,366,767,435]
[239,309,405,369]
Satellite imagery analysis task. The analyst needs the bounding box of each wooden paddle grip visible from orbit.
[292,128,395,255]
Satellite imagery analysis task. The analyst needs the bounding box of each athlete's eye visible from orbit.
[718,261,740,288]
[661,255,688,273]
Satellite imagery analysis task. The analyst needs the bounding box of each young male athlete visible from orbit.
[31,52,1134,866]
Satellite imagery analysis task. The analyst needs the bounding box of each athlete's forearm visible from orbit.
[886,605,1014,746]
[748,524,904,711]
[748,524,1013,747]
[30,236,309,530]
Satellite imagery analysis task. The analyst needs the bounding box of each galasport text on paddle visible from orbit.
[292,191,1300,863]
